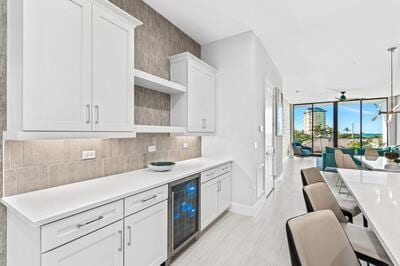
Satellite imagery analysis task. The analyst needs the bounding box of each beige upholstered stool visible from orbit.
[286,210,360,266]
[302,182,392,265]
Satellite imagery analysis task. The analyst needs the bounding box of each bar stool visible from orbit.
[286,210,360,266]
[302,182,392,265]
[301,167,361,224]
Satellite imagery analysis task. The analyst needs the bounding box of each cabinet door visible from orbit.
[187,63,205,132]
[23,0,92,131]
[200,178,219,231]
[124,201,168,266]
[218,173,232,214]
[202,70,216,132]
[92,6,134,132]
[42,221,123,266]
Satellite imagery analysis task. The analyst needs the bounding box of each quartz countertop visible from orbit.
[354,155,400,172]
[338,169,400,265]
[1,157,232,227]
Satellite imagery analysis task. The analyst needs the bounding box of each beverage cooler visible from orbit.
[169,174,200,258]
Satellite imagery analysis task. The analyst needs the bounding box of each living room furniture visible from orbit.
[292,142,312,156]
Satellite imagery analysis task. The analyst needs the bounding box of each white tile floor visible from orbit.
[172,157,365,266]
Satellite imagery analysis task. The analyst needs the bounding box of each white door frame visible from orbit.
[264,80,277,198]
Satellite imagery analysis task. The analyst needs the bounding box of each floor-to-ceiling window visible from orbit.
[292,98,387,155]
[361,98,387,148]
[293,104,313,150]
[312,103,334,153]
[338,101,361,148]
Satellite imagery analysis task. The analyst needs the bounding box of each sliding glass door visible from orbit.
[292,98,388,155]
[362,99,387,148]
[293,104,312,150]
[312,103,333,153]
[338,101,361,148]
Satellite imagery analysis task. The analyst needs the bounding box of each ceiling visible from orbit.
[144,0,400,104]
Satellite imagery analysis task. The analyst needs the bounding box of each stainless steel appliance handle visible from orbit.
[76,215,104,228]
[86,104,91,124]
[95,105,99,124]
[127,225,132,246]
[118,230,123,252]
[171,191,175,250]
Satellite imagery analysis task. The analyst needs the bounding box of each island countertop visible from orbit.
[338,168,400,265]
[1,157,232,227]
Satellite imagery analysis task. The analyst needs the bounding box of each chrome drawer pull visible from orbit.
[127,225,132,246]
[141,195,157,203]
[76,215,104,229]
[118,230,123,252]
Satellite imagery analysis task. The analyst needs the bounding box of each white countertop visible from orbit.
[354,155,400,172]
[1,157,232,227]
[338,169,400,265]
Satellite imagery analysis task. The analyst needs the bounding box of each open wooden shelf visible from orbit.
[134,125,186,133]
[134,69,187,94]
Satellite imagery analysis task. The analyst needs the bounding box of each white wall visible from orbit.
[201,31,283,210]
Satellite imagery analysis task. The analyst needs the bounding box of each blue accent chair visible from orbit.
[292,142,312,156]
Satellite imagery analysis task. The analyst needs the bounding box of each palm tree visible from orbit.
[313,124,327,152]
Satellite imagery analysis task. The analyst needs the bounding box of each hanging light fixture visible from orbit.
[372,47,399,123]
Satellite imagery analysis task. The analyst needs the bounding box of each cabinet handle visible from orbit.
[127,225,132,246]
[171,192,175,248]
[141,195,157,203]
[218,181,221,192]
[76,215,104,229]
[202,119,207,129]
[86,104,91,124]
[118,230,123,252]
[95,105,99,124]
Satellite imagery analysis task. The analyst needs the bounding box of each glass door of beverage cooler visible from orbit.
[170,174,200,255]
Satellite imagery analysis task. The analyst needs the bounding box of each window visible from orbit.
[292,98,388,154]
[293,104,312,150]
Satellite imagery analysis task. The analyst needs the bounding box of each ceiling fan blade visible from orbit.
[388,114,393,123]
[371,114,379,122]
[393,103,400,112]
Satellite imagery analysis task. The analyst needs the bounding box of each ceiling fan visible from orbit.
[371,47,400,123]
[335,91,359,102]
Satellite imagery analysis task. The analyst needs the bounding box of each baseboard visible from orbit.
[229,197,265,217]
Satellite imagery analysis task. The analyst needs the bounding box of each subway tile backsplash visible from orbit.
[3,134,201,196]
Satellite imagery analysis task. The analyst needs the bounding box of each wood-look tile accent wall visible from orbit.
[0,0,201,263]
[3,135,201,196]
[135,86,170,126]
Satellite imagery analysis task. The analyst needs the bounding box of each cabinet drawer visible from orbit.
[201,168,219,184]
[219,163,231,175]
[124,185,168,217]
[41,200,123,253]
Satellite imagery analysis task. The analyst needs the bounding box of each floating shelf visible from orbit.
[135,125,186,133]
[134,69,187,94]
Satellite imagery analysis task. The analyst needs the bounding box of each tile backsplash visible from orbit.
[3,135,201,196]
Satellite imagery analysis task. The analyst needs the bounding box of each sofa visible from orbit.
[322,146,394,169]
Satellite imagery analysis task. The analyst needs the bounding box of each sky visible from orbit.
[294,100,385,134]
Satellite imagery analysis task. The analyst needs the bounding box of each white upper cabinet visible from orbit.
[22,0,93,132]
[7,0,141,139]
[170,52,216,133]
[92,5,134,132]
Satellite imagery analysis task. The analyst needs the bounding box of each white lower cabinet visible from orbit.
[42,220,124,266]
[124,200,168,266]
[201,165,232,231]
[201,178,219,231]
[218,173,232,213]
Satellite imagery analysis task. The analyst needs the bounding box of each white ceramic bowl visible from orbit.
[148,162,176,172]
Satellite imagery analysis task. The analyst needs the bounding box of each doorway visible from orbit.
[264,85,276,198]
